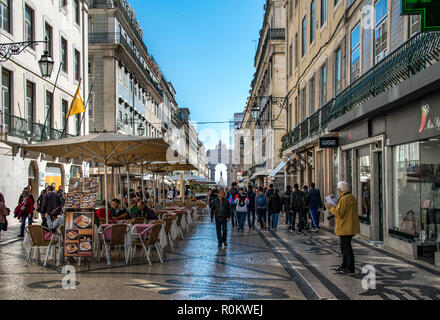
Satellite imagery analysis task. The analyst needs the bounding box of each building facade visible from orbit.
[0,0,89,205]
[88,0,178,144]
[239,0,287,190]
[278,0,440,265]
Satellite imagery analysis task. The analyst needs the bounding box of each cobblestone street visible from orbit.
[0,213,439,300]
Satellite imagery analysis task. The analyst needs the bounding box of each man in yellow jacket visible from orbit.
[325,181,360,276]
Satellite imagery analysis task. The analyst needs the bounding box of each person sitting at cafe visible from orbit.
[136,200,158,222]
[129,198,139,217]
[96,201,112,220]
[111,199,130,221]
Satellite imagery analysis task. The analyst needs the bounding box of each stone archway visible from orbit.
[28,161,39,201]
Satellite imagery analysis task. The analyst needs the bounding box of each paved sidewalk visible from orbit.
[0,213,439,300]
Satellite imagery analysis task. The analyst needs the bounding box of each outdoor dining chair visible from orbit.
[129,223,164,267]
[175,212,185,240]
[25,225,59,267]
[98,224,130,266]
[163,216,177,251]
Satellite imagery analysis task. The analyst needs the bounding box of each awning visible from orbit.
[269,160,287,178]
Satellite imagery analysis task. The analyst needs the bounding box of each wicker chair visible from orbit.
[163,216,177,251]
[25,225,59,267]
[130,223,164,266]
[98,224,130,266]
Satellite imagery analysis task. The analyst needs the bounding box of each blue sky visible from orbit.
[130,0,266,150]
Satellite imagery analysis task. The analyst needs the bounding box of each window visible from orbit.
[118,111,122,121]
[309,76,315,115]
[351,23,361,81]
[46,91,53,129]
[294,33,298,68]
[302,16,307,57]
[300,86,306,121]
[74,49,80,81]
[0,0,10,33]
[310,0,315,44]
[358,148,371,222]
[289,0,293,21]
[334,47,341,95]
[26,81,34,126]
[88,57,93,76]
[61,37,68,72]
[289,43,293,77]
[2,69,11,115]
[75,114,80,135]
[62,99,68,133]
[25,6,34,46]
[44,23,53,56]
[73,0,80,25]
[320,63,327,106]
[409,15,420,38]
[374,0,388,64]
[321,0,327,27]
[294,97,298,125]
[124,114,128,125]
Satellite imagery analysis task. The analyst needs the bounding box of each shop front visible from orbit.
[337,118,386,243]
[386,92,440,265]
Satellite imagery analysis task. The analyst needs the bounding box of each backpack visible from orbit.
[238,193,247,207]
[228,194,234,205]
[257,195,266,208]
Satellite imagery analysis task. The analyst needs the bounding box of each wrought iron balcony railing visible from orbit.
[1,113,74,142]
[330,32,440,118]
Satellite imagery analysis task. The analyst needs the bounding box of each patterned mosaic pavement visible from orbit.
[0,213,439,300]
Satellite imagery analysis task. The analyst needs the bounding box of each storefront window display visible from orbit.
[393,139,440,246]
[359,152,371,222]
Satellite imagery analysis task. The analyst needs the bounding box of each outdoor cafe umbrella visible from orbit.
[21,132,170,223]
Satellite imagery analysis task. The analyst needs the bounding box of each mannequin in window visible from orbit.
[426,183,440,241]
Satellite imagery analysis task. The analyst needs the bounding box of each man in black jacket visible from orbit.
[41,186,62,226]
[290,184,305,233]
[283,186,292,227]
[246,185,256,230]
[210,189,231,248]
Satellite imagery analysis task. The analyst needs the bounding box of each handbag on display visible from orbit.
[401,210,417,236]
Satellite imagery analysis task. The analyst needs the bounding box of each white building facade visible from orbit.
[0,0,89,205]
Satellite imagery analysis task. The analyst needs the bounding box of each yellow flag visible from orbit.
[67,81,85,118]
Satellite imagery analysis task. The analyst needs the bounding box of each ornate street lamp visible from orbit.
[137,122,145,136]
[38,50,54,78]
[0,38,54,78]
[251,103,261,120]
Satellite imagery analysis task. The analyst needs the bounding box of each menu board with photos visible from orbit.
[64,193,82,209]
[64,212,94,257]
[69,178,83,193]
[80,193,97,209]
[83,177,99,193]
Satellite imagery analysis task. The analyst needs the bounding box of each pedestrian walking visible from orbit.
[210,189,231,248]
[36,189,46,219]
[325,181,361,276]
[283,186,292,226]
[234,187,249,231]
[0,192,9,241]
[255,187,268,229]
[306,183,324,232]
[303,185,310,230]
[290,184,305,233]
[246,185,256,230]
[16,189,34,237]
[229,182,239,229]
[266,184,274,228]
[268,189,282,231]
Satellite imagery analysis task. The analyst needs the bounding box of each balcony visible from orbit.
[89,32,163,98]
[279,99,335,155]
[330,32,440,118]
[253,28,285,89]
[1,113,74,142]
[90,0,149,57]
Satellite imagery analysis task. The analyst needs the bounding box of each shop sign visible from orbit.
[319,137,339,148]
[401,0,440,32]
[236,171,244,182]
